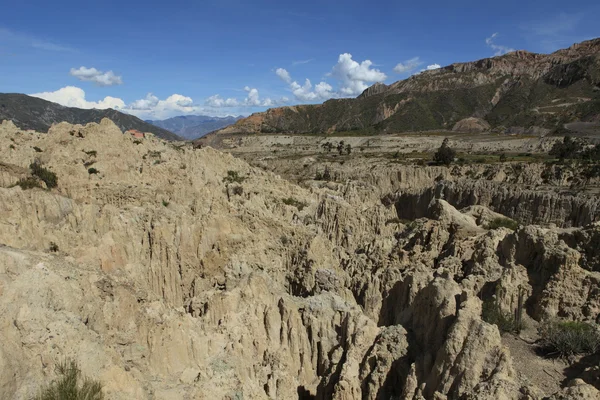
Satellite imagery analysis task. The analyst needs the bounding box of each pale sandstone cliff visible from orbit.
[0,119,598,399]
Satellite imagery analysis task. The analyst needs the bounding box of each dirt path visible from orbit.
[502,334,569,396]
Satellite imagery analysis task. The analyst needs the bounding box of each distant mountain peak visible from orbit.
[0,93,181,141]
[207,38,600,137]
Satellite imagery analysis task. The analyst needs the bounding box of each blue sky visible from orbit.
[1,0,598,119]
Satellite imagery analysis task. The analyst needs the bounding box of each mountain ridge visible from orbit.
[207,38,600,138]
[0,93,182,141]
[148,114,243,139]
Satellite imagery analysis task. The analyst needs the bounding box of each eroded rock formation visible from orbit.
[0,119,598,399]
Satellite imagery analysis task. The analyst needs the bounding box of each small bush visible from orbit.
[499,153,507,162]
[33,146,43,153]
[223,170,245,184]
[33,359,104,400]
[83,150,97,157]
[482,298,519,333]
[433,138,456,166]
[30,162,57,189]
[231,185,244,196]
[83,161,96,168]
[315,166,331,181]
[49,242,59,252]
[88,168,99,175]
[486,217,519,231]
[539,319,600,357]
[162,200,169,207]
[282,197,307,211]
[9,144,15,150]
[15,177,42,190]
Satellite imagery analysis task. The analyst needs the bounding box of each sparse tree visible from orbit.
[345,144,352,155]
[337,141,345,155]
[433,138,456,166]
[549,135,583,161]
[321,142,333,153]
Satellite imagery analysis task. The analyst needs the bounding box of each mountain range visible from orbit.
[0,94,181,141]
[147,115,242,139]
[209,38,600,137]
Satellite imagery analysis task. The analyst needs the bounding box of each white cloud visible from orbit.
[485,33,516,56]
[128,93,159,110]
[70,66,123,86]
[30,86,125,109]
[205,87,284,108]
[393,57,423,73]
[330,53,387,96]
[27,86,267,119]
[426,64,441,70]
[290,79,334,101]
[205,94,239,108]
[275,53,386,101]
[276,68,292,84]
[277,67,334,102]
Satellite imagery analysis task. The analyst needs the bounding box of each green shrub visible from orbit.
[87,168,99,175]
[15,177,42,190]
[482,298,519,333]
[282,197,307,211]
[162,200,170,207]
[30,163,57,189]
[539,320,600,357]
[33,146,43,153]
[49,242,59,252]
[486,217,519,231]
[33,359,104,400]
[433,138,456,166]
[223,170,245,184]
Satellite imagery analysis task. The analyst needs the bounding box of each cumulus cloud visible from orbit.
[125,93,199,119]
[276,68,292,84]
[485,33,516,56]
[330,53,387,96]
[30,86,125,109]
[30,85,286,120]
[276,68,335,102]
[69,66,123,86]
[205,94,239,108]
[290,79,334,102]
[425,64,441,70]
[393,57,423,73]
[128,93,159,110]
[205,87,284,108]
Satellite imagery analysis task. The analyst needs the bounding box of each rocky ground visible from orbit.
[1,119,599,399]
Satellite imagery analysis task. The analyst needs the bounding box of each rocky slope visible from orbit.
[0,119,599,399]
[148,115,242,140]
[209,38,600,137]
[0,93,181,141]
